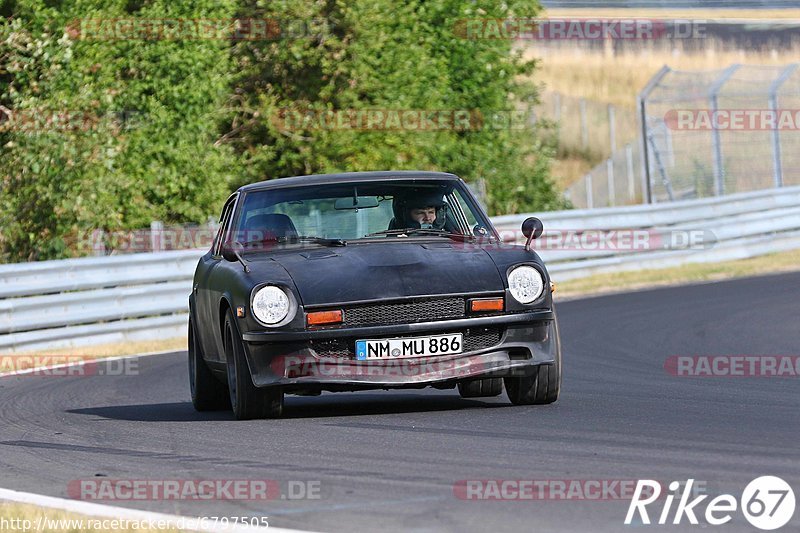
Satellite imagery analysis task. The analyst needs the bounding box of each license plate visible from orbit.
[355,333,463,361]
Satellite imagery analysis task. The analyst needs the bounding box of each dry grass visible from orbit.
[10,337,185,359]
[555,248,800,300]
[550,155,593,191]
[531,46,797,108]
[0,503,186,532]
[525,16,800,193]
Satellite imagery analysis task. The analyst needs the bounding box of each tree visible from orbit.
[224,0,563,215]
[0,0,236,261]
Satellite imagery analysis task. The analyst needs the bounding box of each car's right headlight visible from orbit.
[507,265,545,304]
[251,285,295,326]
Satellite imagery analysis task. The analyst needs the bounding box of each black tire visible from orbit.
[457,377,503,398]
[504,317,562,406]
[224,311,283,420]
[188,317,230,411]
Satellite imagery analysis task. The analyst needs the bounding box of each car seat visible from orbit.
[243,213,299,242]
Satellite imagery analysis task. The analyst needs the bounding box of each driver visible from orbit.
[398,192,447,230]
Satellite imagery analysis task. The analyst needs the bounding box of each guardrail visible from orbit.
[2,185,800,353]
[0,251,201,353]
[494,185,800,280]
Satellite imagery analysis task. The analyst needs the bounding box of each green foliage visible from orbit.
[1,0,562,262]
[225,0,563,215]
[0,0,236,261]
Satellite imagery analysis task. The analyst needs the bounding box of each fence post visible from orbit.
[768,63,799,188]
[608,104,617,153]
[92,229,106,256]
[626,143,636,202]
[607,158,615,206]
[648,133,675,201]
[585,173,594,209]
[709,64,740,196]
[150,221,163,253]
[638,66,671,204]
[580,98,588,150]
[554,92,561,123]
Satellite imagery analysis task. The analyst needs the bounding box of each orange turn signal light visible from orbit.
[469,297,504,313]
[306,309,343,326]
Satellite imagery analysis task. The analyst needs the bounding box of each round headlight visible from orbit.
[252,286,293,325]
[508,266,544,304]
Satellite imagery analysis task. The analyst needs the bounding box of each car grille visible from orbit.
[309,327,504,359]
[342,297,466,327]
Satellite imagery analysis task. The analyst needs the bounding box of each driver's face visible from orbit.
[409,207,437,224]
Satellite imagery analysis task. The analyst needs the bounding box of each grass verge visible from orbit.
[531,46,797,108]
[0,502,185,532]
[555,248,800,300]
[24,337,187,357]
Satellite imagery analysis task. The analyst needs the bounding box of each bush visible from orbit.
[225,0,563,215]
[0,1,236,261]
[0,0,562,261]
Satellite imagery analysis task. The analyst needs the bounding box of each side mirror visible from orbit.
[472,224,488,237]
[221,241,240,263]
[222,241,250,272]
[521,217,544,252]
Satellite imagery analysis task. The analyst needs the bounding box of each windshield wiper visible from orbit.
[364,228,477,242]
[241,235,346,248]
[292,235,347,247]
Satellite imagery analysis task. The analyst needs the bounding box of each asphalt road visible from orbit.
[1,272,799,532]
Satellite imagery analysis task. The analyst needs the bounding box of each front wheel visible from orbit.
[224,311,283,420]
[188,317,230,411]
[504,361,560,405]
[505,318,562,405]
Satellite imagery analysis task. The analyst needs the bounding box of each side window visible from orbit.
[212,196,237,256]
[450,188,491,236]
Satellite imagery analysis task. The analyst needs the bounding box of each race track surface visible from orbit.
[1,272,799,532]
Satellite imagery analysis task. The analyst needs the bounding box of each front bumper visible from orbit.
[241,310,559,389]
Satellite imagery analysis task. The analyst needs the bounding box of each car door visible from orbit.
[195,193,237,362]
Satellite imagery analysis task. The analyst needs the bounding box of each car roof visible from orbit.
[238,171,462,193]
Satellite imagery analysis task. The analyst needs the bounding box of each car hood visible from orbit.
[251,242,505,306]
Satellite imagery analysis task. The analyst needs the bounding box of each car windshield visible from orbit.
[232,180,491,245]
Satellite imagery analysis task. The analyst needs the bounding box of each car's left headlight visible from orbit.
[507,265,545,304]
[251,285,295,326]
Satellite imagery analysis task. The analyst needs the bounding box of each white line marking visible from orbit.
[0,486,316,533]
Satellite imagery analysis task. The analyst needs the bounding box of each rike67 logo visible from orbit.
[626,477,796,530]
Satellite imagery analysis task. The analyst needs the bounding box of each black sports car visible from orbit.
[189,171,561,419]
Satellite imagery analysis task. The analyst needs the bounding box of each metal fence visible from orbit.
[565,142,645,209]
[639,63,800,202]
[536,91,645,209]
[538,91,638,162]
[3,186,800,353]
